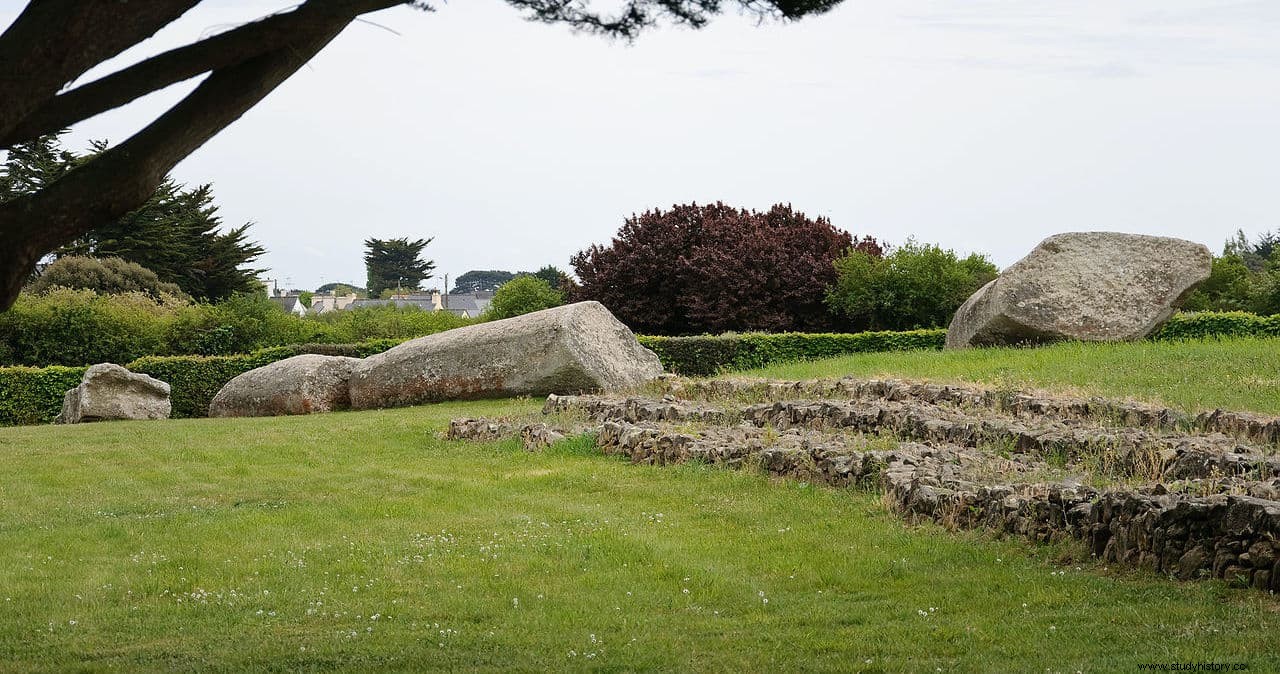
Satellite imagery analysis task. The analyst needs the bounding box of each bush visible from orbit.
[0,289,472,367]
[0,365,87,425]
[486,276,563,320]
[826,241,998,331]
[308,304,473,343]
[639,329,947,376]
[1181,255,1254,313]
[0,288,183,366]
[1152,312,1280,341]
[27,256,187,298]
[572,202,881,334]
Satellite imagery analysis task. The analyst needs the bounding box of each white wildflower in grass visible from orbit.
[512,597,519,608]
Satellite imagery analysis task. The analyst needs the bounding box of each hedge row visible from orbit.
[638,329,947,377]
[1153,311,1280,341]
[0,366,89,426]
[3,312,1278,426]
[0,339,406,425]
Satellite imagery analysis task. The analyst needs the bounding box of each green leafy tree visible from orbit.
[452,270,516,294]
[485,275,564,320]
[1224,229,1280,273]
[531,265,575,294]
[364,237,435,297]
[1182,255,1253,312]
[316,282,366,297]
[826,241,998,331]
[26,256,186,299]
[1181,231,1280,315]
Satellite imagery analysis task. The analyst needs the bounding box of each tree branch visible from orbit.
[1,0,409,149]
[0,12,359,308]
[0,0,199,140]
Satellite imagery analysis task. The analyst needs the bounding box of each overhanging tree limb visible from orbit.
[0,0,843,311]
[0,0,407,149]
[0,0,199,140]
[0,14,357,308]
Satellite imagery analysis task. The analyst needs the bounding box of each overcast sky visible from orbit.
[4,0,1279,291]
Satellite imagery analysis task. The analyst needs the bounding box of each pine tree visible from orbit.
[364,237,436,296]
[4,134,266,301]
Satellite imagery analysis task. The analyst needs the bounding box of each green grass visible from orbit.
[1,391,1278,672]
[744,336,1280,415]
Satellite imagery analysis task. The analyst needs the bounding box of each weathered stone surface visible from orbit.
[58,363,170,423]
[349,302,662,410]
[946,232,1211,348]
[209,354,361,417]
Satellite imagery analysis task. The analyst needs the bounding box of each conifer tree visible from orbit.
[364,237,435,296]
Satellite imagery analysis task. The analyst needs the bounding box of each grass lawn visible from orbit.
[1,339,1278,671]
[746,336,1280,415]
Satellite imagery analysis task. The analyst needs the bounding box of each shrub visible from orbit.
[826,241,998,331]
[308,304,473,343]
[486,276,564,319]
[0,365,87,425]
[0,288,183,367]
[164,292,328,356]
[0,288,469,367]
[27,256,187,298]
[1152,312,1280,341]
[639,329,947,376]
[571,202,881,334]
[1181,255,1254,313]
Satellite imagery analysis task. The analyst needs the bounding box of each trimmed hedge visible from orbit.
[4,312,1278,426]
[128,339,406,418]
[0,339,408,424]
[1153,311,1280,341]
[0,365,88,426]
[638,329,947,377]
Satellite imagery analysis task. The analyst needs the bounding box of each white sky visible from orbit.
[4,0,1279,291]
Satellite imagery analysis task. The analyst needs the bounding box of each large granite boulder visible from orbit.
[209,354,361,417]
[946,232,1211,349]
[58,364,171,423]
[349,301,663,410]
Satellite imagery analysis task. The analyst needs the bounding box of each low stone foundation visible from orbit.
[451,376,1280,592]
